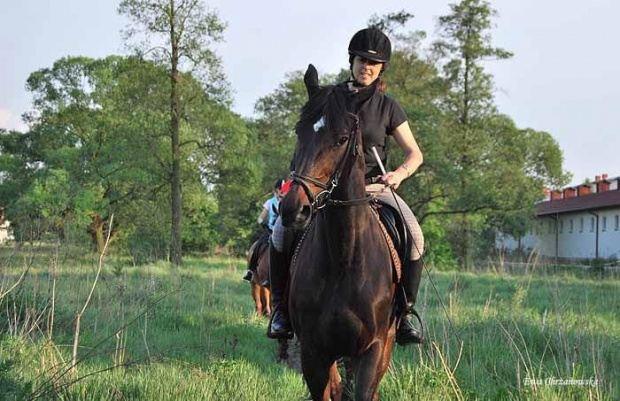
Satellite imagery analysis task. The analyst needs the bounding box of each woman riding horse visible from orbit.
[268,28,425,346]
[242,178,291,283]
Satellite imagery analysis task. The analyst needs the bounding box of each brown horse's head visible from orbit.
[280,64,364,229]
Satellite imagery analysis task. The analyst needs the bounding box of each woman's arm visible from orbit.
[381,121,423,190]
[257,208,269,225]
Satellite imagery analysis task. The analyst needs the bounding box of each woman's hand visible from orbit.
[380,169,408,190]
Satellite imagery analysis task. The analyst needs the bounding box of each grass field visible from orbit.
[1,246,619,400]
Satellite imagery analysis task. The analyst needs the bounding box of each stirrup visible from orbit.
[396,307,424,345]
[267,311,293,340]
[242,270,253,283]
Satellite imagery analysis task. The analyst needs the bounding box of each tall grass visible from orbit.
[1,245,618,400]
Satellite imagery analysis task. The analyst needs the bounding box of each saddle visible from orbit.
[371,202,420,329]
[371,202,412,283]
[373,203,411,264]
[249,229,270,272]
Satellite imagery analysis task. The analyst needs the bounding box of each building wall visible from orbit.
[598,209,620,258]
[497,207,620,260]
[0,220,12,244]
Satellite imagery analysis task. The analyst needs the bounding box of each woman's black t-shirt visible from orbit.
[357,90,408,179]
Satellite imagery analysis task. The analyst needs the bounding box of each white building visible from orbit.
[497,174,620,261]
[0,207,12,244]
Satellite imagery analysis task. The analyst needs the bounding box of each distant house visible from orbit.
[497,173,620,261]
[0,207,13,244]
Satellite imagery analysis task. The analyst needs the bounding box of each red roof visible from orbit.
[537,189,620,216]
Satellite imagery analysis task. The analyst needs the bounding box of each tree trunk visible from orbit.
[91,214,105,254]
[169,0,183,265]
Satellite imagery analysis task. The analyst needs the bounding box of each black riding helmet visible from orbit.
[348,28,392,63]
[274,179,286,190]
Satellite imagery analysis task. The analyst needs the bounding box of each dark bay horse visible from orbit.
[280,65,397,401]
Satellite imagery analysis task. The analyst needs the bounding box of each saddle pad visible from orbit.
[370,207,402,283]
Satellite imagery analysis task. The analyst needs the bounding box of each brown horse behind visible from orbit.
[279,65,397,401]
[247,239,271,316]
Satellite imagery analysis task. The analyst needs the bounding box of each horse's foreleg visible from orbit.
[301,346,334,401]
[328,361,343,401]
[251,282,262,316]
[379,326,396,380]
[262,286,271,316]
[277,338,288,363]
[354,340,386,401]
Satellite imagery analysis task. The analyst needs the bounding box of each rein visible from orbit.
[290,112,372,213]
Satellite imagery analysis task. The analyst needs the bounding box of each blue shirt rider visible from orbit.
[242,179,291,282]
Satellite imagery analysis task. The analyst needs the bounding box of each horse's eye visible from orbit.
[336,136,349,147]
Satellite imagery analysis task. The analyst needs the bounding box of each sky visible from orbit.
[1,0,619,187]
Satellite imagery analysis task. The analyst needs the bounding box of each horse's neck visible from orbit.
[320,173,370,265]
[319,206,369,268]
[332,156,366,203]
[315,134,370,264]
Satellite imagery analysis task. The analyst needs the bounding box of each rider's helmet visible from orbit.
[348,28,392,63]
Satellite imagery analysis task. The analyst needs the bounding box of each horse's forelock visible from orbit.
[297,85,351,136]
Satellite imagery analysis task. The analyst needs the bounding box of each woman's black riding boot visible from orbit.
[396,258,424,345]
[267,242,293,339]
[243,243,261,283]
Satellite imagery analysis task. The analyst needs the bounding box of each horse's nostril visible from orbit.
[299,205,312,222]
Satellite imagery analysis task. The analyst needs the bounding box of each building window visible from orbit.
[559,219,563,233]
[569,219,573,233]
[602,216,607,232]
[579,217,583,233]
[590,217,595,232]
[615,215,619,231]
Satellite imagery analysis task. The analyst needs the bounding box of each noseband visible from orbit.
[290,112,371,213]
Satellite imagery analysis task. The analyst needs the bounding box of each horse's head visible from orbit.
[280,64,364,229]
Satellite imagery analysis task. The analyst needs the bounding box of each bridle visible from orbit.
[290,112,372,214]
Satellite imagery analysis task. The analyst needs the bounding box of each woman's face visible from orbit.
[352,56,383,86]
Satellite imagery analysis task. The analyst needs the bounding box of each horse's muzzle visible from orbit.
[280,186,313,229]
[281,203,312,229]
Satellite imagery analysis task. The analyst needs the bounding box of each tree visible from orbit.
[485,126,569,251]
[252,71,306,187]
[4,56,166,247]
[367,10,414,35]
[430,0,513,267]
[2,54,256,259]
[119,0,228,265]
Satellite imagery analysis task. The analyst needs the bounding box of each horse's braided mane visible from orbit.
[296,85,351,136]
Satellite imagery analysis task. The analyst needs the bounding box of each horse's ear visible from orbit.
[304,64,320,99]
